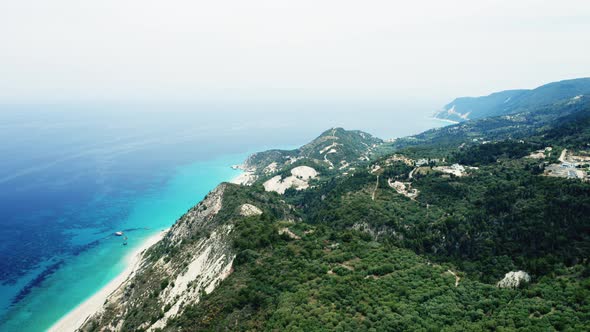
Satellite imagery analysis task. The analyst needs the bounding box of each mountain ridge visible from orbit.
[434,77,590,122]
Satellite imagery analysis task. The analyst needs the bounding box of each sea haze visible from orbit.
[0,102,446,331]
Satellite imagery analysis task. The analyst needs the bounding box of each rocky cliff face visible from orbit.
[80,184,293,332]
[79,185,233,331]
[150,223,234,331]
[496,271,531,289]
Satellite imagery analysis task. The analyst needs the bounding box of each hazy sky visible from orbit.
[1,0,589,105]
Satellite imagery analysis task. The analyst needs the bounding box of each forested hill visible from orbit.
[243,127,382,171]
[82,89,590,331]
[434,77,590,122]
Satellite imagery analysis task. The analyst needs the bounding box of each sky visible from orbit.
[1,0,589,106]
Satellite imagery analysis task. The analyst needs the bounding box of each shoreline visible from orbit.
[428,116,460,124]
[229,163,257,186]
[230,170,256,186]
[48,229,169,332]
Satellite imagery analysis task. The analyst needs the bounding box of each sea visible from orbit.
[0,102,447,331]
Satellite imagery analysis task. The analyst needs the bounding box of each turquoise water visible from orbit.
[0,153,247,332]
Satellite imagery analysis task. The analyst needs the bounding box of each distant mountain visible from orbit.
[394,95,590,153]
[434,78,590,122]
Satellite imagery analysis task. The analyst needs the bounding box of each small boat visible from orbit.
[123,241,128,246]
[115,231,124,236]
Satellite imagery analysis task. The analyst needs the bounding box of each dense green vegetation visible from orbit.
[166,216,590,331]
[392,96,590,152]
[162,97,590,331]
[544,107,590,150]
[450,141,537,165]
[295,157,589,281]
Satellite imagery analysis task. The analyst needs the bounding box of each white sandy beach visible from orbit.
[230,171,256,186]
[48,229,168,332]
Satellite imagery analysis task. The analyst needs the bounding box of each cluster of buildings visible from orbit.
[415,158,442,167]
[544,149,589,181]
[387,179,419,199]
[433,163,478,177]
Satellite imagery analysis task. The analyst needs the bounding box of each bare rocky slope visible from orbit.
[80,184,295,332]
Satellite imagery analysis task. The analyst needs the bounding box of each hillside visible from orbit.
[396,95,590,154]
[81,82,590,331]
[233,127,382,186]
[434,78,590,122]
[244,127,382,169]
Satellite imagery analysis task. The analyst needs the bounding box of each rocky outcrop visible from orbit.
[352,222,396,240]
[263,166,318,194]
[150,225,235,330]
[239,204,263,217]
[497,271,531,289]
[168,184,226,243]
[230,171,257,186]
[278,227,301,240]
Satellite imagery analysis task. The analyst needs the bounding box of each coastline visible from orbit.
[229,163,257,186]
[48,229,169,332]
[230,171,256,186]
[429,116,460,124]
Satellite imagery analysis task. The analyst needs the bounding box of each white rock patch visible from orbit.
[497,271,531,289]
[230,172,256,186]
[278,227,301,240]
[370,165,381,174]
[290,166,318,179]
[263,166,318,194]
[320,142,341,154]
[434,164,478,177]
[263,162,278,174]
[239,204,263,217]
[152,225,235,330]
[287,156,303,165]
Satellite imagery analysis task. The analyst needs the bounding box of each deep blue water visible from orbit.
[0,103,446,331]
